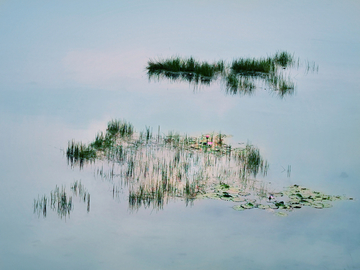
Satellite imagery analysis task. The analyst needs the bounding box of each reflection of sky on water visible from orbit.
[0,0,360,269]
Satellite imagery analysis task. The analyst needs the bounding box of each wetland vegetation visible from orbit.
[147,57,224,85]
[147,51,317,97]
[64,119,351,214]
[34,180,90,219]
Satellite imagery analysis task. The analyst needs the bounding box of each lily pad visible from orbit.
[241,202,255,209]
[232,205,245,211]
[222,192,232,198]
[232,197,246,202]
[238,191,251,196]
[258,204,270,209]
[275,211,288,217]
[203,193,220,200]
[311,202,324,209]
[322,203,333,208]
[269,204,279,209]
[301,201,312,206]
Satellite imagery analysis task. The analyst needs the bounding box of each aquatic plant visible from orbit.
[67,120,134,168]
[34,181,91,218]
[147,57,224,77]
[71,120,352,213]
[106,119,134,138]
[33,195,48,218]
[147,57,225,86]
[74,120,268,211]
[231,57,275,74]
[199,183,353,216]
[273,51,294,68]
[224,73,256,95]
[147,51,302,97]
[67,140,97,168]
[265,73,295,97]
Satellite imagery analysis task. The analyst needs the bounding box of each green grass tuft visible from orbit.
[66,140,97,167]
[147,57,225,85]
[231,57,275,74]
[273,51,294,68]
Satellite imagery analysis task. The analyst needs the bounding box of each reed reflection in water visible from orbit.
[34,180,90,219]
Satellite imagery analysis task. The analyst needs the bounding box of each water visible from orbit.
[1,1,360,269]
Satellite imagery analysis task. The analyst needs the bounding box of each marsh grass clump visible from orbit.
[266,73,295,97]
[273,51,295,68]
[75,120,269,210]
[147,57,225,85]
[34,181,91,218]
[147,57,225,76]
[67,140,97,167]
[34,185,72,219]
[230,51,295,74]
[224,73,256,95]
[67,120,135,167]
[33,195,47,218]
[227,51,296,97]
[128,177,202,211]
[107,119,134,138]
[231,57,275,75]
[235,144,268,178]
[147,51,304,97]
[71,180,91,212]
[91,132,114,150]
[76,120,351,213]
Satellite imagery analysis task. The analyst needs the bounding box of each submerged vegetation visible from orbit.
[34,180,90,219]
[147,51,317,98]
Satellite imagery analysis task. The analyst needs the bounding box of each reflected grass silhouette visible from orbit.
[34,181,90,219]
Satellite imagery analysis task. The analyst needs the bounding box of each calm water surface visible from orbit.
[0,1,359,269]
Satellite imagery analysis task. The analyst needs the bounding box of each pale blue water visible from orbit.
[0,1,359,269]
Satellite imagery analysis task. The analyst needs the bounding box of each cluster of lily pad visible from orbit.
[196,183,353,216]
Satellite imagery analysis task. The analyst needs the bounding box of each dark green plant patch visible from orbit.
[146,51,316,98]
